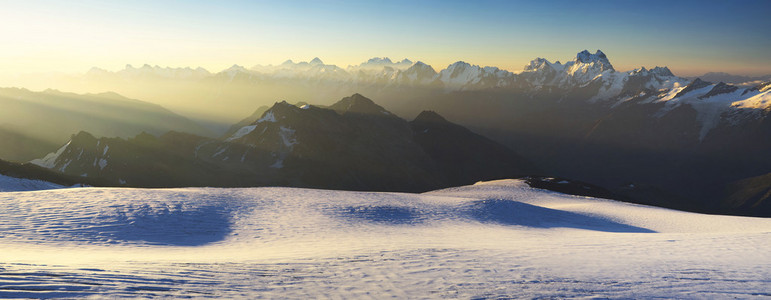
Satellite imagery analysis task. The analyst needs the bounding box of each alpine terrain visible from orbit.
[30,94,536,192]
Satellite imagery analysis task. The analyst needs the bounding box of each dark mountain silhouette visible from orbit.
[31,94,537,192]
[0,158,101,187]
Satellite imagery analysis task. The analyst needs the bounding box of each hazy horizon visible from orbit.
[1,0,770,81]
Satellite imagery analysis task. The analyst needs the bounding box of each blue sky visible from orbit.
[1,0,769,76]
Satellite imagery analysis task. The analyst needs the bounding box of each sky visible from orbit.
[1,0,770,77]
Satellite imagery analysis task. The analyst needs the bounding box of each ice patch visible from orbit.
[268,127,296,169]
[657,82,686,102]
[213,146,228,158]
[279,126,298,148]
[257,111,277,123]
[226,125,257,141]
[269,159,284,169]
[690,88,749,139]
[58,160,71,172]
[30,141,71,168]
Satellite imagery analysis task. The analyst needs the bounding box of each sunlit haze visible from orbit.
[1,0,770,78]
[2,1,771,298]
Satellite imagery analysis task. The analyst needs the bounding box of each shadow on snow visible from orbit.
[74,203,233,246]
[466,199,655,233]
[340,205,424,225]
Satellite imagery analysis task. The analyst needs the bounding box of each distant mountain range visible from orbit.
[5,49,771,216]
[69,51,771,131]
[687,72,771,86]
[0,88,213,162]
[389,51,771,216]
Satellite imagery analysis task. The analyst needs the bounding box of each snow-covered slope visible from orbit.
[0,174,64,192]
[1,179,768,298]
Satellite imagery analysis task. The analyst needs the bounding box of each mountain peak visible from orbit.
[71,131,97,143]
[329,93,391,116]
[699,81,739,99]
[574,49,614,71]
[255,100,300,124]
[650,66,674,77]
[690,78,711,86]
[413,110,448,124]
[407,61,436,72]
[222,64,249,76]
[309,57,324,65]
[576,49,606,62]
[673,78,713,98]
[524,58,554,71]
[366,57,393,64]
[447,61,473,70]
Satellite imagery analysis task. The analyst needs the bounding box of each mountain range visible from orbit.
[393,51,771,216]
[687,72,771,86]
[30,94,536,192]
[4,49,771,216]
[0,88,212,162]
[61,51,767,127]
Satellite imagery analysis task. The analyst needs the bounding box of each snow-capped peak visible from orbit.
[221,64,250,79]
[434,61,516,90]
[398,58,413,65]
[309,57,324,65]
[439,61,482,89]
[573,49,614,71]
[349,57,415,73]
[395,61,438,85]
[366,57,393,64]
[223,64,248,73]
[650,66,674,77]
[101,64,212,80]
[524,58,556,72]
[557,50,616,86]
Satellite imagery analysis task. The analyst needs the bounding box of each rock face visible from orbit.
[410,110,538,187]
[32,94,536,192]
[721,172,771,215]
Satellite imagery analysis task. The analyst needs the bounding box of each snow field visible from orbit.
[0,179,769,298]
